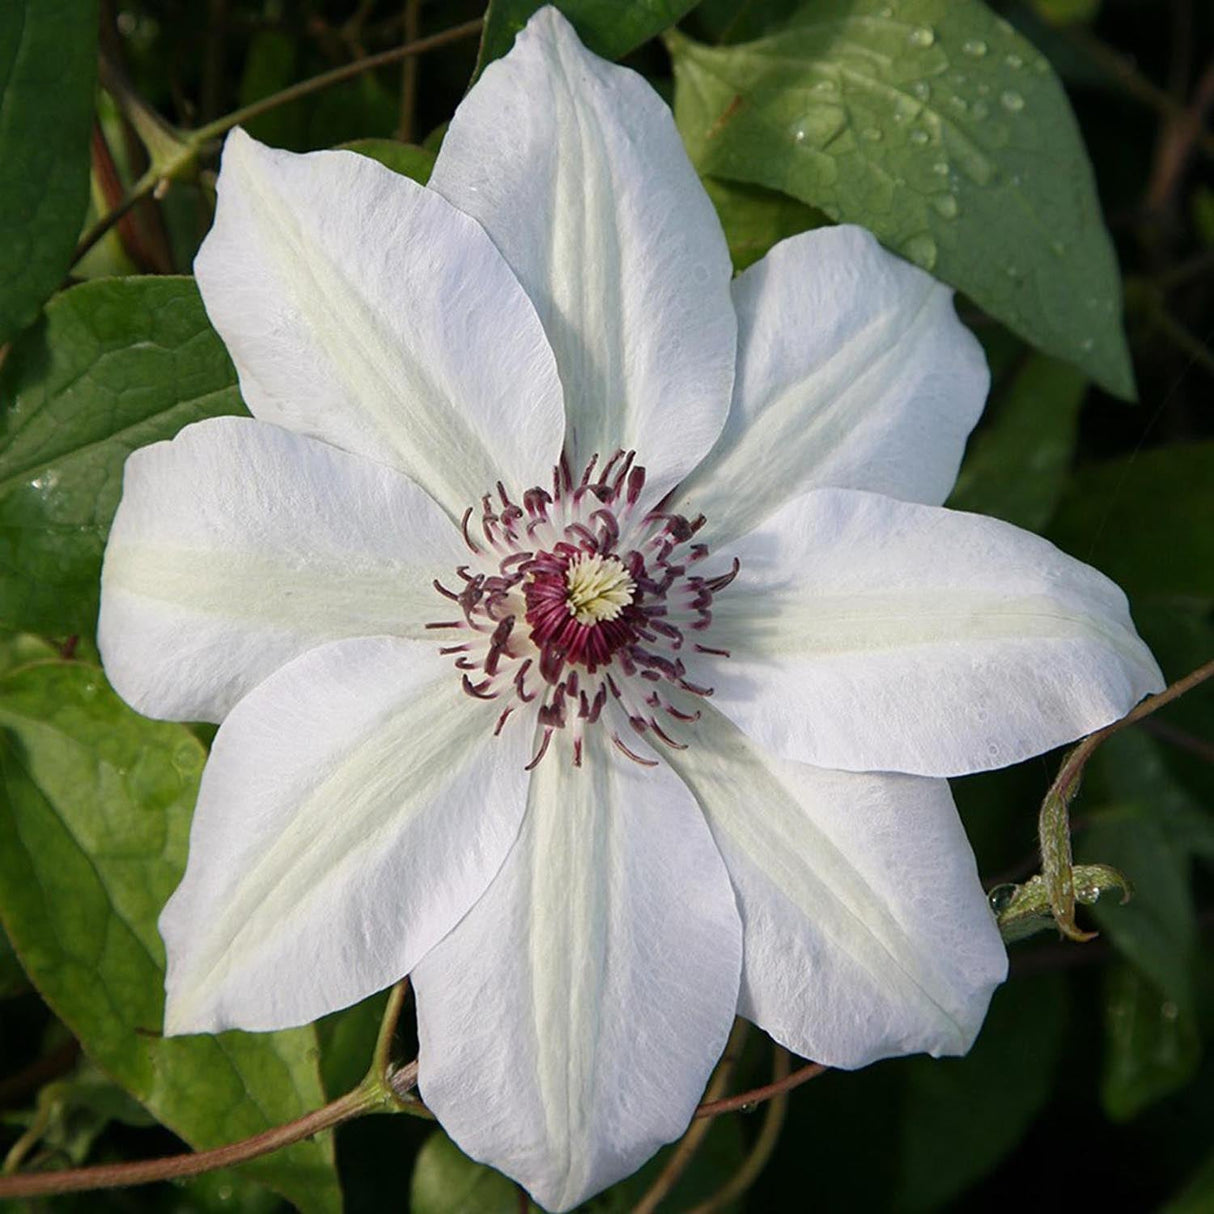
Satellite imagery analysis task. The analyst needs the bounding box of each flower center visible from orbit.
[428,451,737,769]
[565,553,635,624]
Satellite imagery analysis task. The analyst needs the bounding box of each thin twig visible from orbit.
[632,1020,750,1214]
[0,1083,385,1198]
[694,1060,827,1120]
[1140,716,1214,765]
[686,1048,791,1214]
[1039,657,1214,936]
[1053,657,1214,803]
[190,18,482,144]
[1147,54,1214,212]
[72,18,483,271]
[396,0,422,142]
[1051,23,1214,160]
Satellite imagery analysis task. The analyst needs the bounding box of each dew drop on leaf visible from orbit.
[909,128,930,145]
[962,39,987,57]
[911,81,930,100]
[932,193,959,218]
[907,25,935,47]
[1005,53,1024,70]
[903,233,938,269]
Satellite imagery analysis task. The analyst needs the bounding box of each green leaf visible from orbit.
[894,973,1068,1212]
[0,277,247,635]
[704,175,827,270]
[948,352,1086,531]
[1093,731,1214,867]
[411,1131,539,1214]
[238,31,304,150]
[989,863,1130,944]
[315,991,388,1101]
[341,139,436,185]
[1165,1147,1214,1214]
[0,661,341,1214]
[668,0,1134,396]
[411,1115,744,1213]
[1048,443,1214,601]
[475,0,703,80]
[1077,804,1197,1013]
[0,0,99,344]
[0,919,27,998]
[1101,962,1200,1122]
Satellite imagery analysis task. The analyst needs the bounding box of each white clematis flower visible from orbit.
[97,8,1163,1210]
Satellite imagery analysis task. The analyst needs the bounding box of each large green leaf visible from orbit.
[948,352,1086,531]
[342,138,436,184]
[668,0,1134,396]
[0,0,98,344]
[704,175,827,270]
[1077,804,1197,1014]
[1101,961,1201,1123]
[894,974,1068,1211]
[1048,443,1214,601]
[411,1115,744,1213]
[0,277,246,636]
[475,0,703,79]
[0,661,341,1214]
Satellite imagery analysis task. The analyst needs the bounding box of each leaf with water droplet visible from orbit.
[0,661,341,1213]
[667,0,1134,396]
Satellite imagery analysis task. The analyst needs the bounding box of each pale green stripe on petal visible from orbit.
[667,704,1007,1069]
[161,636,533,1034]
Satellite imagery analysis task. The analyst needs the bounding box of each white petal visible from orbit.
[195,129,565,519]
[430,8,736,508]
[677,226,989,544]
[99,417,464,723]
[707,488,1164,776]
[413,725,742,1213]
[667,706,1007,1068]
[161,636,533,1034]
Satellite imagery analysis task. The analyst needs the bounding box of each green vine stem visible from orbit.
[1041,655,1214,939]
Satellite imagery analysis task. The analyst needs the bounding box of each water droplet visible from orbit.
[1006,263,1021,280]
[811,78,838,96]
[81,682,98,700]
[948,95,968,114]
[862,126,883,141]
[931,160,949,175]
[903,234,937,270]
[909,128,930,145]
[788,107,846,148]
[1005,52,1024,70]
[1080,337,1095,352]
[907,24,935,47]
[932,193,959,218]
[1001,89,1024,112]
[971,99,990,120]
[962,38,987,57]
[911,81,930,101]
